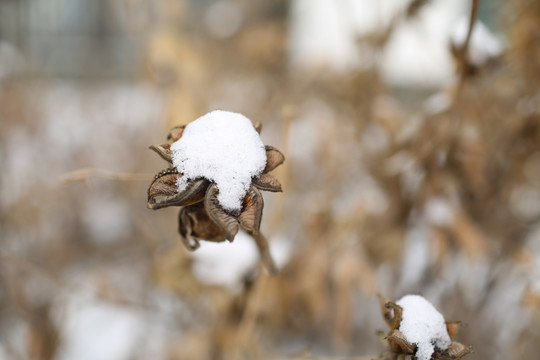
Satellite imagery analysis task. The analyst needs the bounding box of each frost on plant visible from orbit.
[146,110,285,273]
[378,294,471,360]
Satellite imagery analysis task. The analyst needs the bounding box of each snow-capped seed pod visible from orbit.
[378,294,471,360]
[147,110,285,274]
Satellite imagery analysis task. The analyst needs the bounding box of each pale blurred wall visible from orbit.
[0,0,141,77]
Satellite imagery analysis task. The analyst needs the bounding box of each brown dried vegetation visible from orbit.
[0,0,540,359]
[378,296,471,360]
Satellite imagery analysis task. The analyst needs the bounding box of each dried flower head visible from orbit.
[147,111,285,273]
[378,295,471,360]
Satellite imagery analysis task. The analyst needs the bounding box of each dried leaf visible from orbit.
[148,174,209,209]
[264,146,285,173]
[387,329,416,354]
[179,203,225,250]
[252,173,282,192]
[238,186,264,233]
[445,321,462,339]
[167,125,186,142]
[149,144,173,163]
[204,184,239,241]
[441,342,472,360]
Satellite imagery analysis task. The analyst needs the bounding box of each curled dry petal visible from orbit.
[252,173,282,192]
[148,172,209,209]
[179,207,201,250]
[204,184,239,241]
[378,295,394,328]
[387,329,416,354]
[378,296,403,332]
[445,321,462,339]
[264,146,285,173]
[147,171,178,204]
[237,186,264,233]
[442,342,471,360]
[179,203,225,250]
[149,144,173,163]
[167,125,186,142]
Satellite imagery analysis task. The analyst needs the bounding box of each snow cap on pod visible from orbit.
[397,294,452,360]
[171,110,267,212]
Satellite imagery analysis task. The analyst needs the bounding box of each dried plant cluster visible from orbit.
[378,296,470,360]
[0,0,540,359]
[147,121,285,273]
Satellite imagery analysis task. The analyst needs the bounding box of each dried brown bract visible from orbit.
[147,121,284,274]
[378,295,471,360]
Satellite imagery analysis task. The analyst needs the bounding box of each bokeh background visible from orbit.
[1,0,539,359]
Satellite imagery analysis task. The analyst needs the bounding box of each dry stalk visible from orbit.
[231,267,271,359]
[455,0,481,93]
[60,168,153,183]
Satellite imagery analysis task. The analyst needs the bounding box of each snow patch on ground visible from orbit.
[397,294,451,360]
[171,110,266,212]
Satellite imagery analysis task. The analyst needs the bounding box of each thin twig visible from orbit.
[60,168,153,183]
[462,0,480,59]
[457,0,480,85]
[231,268,271,360]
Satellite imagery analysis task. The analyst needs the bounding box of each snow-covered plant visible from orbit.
[147,110,285,273]
[379,294,471,360]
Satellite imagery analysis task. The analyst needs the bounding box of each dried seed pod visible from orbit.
[147,116,285,273]
[378,295,471,360]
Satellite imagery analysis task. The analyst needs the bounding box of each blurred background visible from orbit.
[0,0,539,359]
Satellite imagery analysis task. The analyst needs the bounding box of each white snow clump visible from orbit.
[171,110,266,212]
[396,294,451,360]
